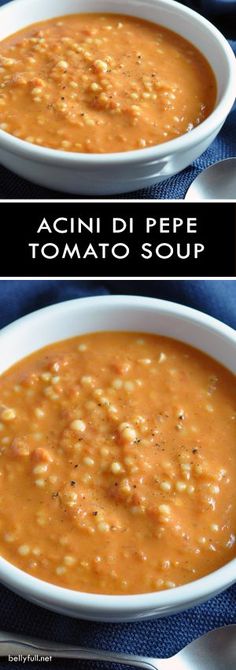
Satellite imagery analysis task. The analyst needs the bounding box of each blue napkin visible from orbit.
[0,0,235,199]
[0,279,235,669]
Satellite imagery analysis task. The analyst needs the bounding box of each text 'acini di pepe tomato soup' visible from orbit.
[0,13,216,153]
[0,332,235,595]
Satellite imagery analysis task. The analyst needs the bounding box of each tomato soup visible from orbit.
[0,14,216,153]
[0,332,235,595]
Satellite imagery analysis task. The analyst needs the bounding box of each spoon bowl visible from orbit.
[185,157,236,200]
[170,624,236,670]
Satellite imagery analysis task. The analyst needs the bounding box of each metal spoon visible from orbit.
[0,625,235,669]
[185,157,236,200]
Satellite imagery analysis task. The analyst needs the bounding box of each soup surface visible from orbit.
[0,331,235,594]
[0,13,216,153]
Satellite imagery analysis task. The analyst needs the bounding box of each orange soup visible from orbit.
[0,331,235,595]
[0,13,216,153]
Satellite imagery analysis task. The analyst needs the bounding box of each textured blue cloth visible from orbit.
[0,0,235,199]
[0,279,235,669]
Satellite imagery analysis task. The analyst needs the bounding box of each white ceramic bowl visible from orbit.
[0,0,235,195]
[0,294,235,621]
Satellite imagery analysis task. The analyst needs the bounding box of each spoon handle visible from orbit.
[0,631,165,669]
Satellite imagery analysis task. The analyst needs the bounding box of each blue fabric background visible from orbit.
[0,279,235,668]
[0,0,235,199]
